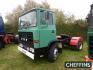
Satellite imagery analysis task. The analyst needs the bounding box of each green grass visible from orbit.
[0,43,89,70]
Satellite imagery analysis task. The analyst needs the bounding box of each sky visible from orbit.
[0,0,92,22]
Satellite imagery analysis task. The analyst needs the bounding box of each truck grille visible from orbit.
[19,32,34,48]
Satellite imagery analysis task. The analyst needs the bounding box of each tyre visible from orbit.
[0,41,5,49]
[48,43,59,62]
[76,41,83,51]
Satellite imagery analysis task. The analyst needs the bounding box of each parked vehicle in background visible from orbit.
[0,15,19,49]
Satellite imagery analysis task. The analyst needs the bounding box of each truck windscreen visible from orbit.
[19,11,36,28]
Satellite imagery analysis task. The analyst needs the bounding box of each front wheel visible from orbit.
[48,42,60,62]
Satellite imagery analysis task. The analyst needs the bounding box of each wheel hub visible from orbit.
[54,48,58,59]
[79,44,83,50]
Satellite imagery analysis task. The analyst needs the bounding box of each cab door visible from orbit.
[39,10,56,48]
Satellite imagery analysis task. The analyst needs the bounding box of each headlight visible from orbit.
[19,43,23,47]
[21,38,27,41]
[30,48,34,53]
[26,39,27,41]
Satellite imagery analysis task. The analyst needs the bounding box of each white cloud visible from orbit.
[0,0,93,22]
[36,0,92,19]
[47,0,92,19]
[0,0,26,22]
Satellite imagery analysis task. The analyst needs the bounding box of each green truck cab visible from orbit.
[19,8,56,48]
[18,8,62,61]
[18,8,83,62]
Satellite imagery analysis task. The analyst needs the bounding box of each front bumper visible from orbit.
[18,46,34,60]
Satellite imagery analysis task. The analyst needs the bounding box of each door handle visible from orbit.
[51,30,55,33]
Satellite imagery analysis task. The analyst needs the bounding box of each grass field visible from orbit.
[0,42,89,70]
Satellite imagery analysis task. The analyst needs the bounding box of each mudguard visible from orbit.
[70,37,83,46]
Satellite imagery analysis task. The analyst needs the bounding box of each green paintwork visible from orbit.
[18,8,56,49]
[88,29,93,36]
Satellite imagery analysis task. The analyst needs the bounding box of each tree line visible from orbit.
[5,0,87,39]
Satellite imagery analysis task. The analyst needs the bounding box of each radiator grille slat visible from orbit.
[19,32,34,48]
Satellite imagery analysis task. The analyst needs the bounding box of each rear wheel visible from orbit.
[76,41,83,51]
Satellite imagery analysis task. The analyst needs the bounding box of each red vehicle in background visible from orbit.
[0,15,18,48]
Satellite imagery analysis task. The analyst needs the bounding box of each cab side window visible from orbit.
[40,11,53,25]
[40,11,46,25]
[48,13,53,25]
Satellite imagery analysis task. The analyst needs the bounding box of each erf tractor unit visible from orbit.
[18,8,83,62]
[0,15,18,48]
